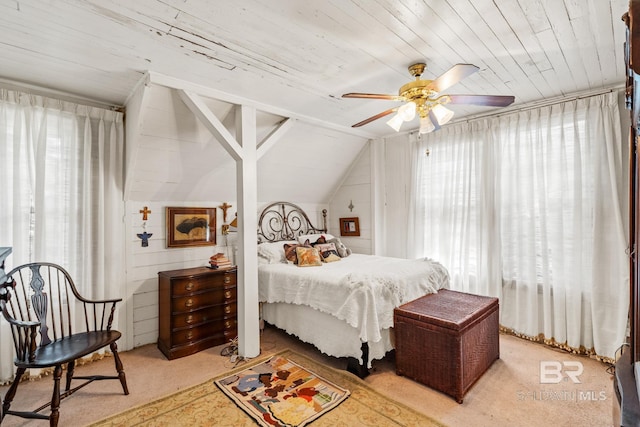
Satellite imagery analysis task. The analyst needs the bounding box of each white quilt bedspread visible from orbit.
[258,254,449,344]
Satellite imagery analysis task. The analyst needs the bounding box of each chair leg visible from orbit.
[110,342,129,395]
[65,360,75,391]
[2,366,26,421]
[50,364,62,427]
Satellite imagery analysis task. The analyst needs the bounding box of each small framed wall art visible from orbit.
[339,217,360,237]
[166,207,216,248]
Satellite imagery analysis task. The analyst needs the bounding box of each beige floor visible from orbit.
[0,325,615,427]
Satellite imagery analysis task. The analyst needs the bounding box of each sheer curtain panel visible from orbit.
[0,89,125,382]
[409,92,627,360]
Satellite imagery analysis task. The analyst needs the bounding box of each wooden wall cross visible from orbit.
[219,202,232,223]
[139,206,151,221]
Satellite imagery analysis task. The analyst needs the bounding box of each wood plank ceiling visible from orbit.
[0,0,629,138]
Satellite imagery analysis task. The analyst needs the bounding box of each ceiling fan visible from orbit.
[342,63,515,134]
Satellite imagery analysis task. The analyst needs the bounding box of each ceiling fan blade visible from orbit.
[342,93,401,100]
[428,64,480,92]
[351,108,397,127]
[447,94,515,107]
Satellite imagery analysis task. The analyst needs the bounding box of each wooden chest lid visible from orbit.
[394,289,498,331]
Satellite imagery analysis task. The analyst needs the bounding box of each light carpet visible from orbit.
[89,349,446,427]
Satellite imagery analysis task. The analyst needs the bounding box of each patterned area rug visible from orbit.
[89,349,447,427]
[215,353,349,426]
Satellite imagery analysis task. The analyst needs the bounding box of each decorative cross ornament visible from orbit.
[219,202,232,223]
[139,206,152,221]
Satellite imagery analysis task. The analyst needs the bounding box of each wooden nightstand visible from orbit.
[158,266,237,360]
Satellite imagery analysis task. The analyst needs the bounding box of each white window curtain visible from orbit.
[408,91,628,360]
[0,89,125,382]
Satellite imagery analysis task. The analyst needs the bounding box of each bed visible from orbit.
[256,202,449,376]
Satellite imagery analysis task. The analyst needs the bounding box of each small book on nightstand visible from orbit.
[209,252,233,269]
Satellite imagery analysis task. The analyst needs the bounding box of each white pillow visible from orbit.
[297,233,334,244]
[257,241,296,264]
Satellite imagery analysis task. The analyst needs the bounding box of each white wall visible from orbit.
[329,143,373,254]
[327,134,414,258]
[378,134,412,258]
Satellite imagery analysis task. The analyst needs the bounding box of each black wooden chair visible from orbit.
[0,262,129,426]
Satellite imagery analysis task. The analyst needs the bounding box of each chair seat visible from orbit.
[16,331,122,368]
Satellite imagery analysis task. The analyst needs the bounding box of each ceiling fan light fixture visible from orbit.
[386,113,404,132]
[419,116,435,134]
[344,63,513,131]
[432,104,454,125]
[398,101,416,121]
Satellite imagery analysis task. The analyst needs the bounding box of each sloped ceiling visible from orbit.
[128,82,367,202]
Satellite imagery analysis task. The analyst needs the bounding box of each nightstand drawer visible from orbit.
[172,271,236,296]
[172,304,237,329]
[171,288,236,313]
[171,318,238,346]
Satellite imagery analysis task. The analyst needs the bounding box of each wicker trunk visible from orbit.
[394,289,499,403]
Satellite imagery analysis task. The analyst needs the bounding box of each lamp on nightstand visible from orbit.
[221,214,237,235]
[221,214,238,265]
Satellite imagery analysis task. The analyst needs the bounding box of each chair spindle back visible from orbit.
[0,263,118,359]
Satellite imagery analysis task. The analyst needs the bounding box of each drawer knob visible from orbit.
[186,331,193,340]
[185,298,194,308]
[186,315,194,324]
[224,320,232,329]
[224,276,231,284]
[185,282,194,291]
[224,290,232,299]
[224,305,231,314]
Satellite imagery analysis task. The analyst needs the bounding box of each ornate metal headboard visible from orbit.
[257,202,327,243]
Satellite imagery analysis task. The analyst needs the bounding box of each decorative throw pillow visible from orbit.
[295,246,322,267]
[327,237,352,257]
[283,243,298,263]
[283,239,311,264]
[314,242,337,253]
[313,242,341,262]
[313,243,340,262]
[312,236,327,245]
[322,252,341,263]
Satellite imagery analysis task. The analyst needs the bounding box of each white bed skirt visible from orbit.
[261,302,394,367]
